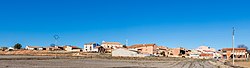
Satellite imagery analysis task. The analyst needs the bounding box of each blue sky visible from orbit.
[0,0,250,49]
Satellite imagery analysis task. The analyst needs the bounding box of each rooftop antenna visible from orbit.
[232,27,235,65]
[53,35,60,46]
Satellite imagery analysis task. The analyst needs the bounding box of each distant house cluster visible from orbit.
[166,46,249,60]
[1,41,249,61]
[0,47,14,51]
[25,45,81,52]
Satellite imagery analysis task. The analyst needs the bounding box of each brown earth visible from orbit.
[235,61,250,68]
[0,55,234,68]
[0,50,237,68]
[0,56,220,68]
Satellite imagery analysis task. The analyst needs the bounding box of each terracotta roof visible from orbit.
[71,46,81,49]
[102,42,122,45]
[128,44,156,48]
[203,50,215,52]
[200,53,213,56]
[222,48,246,51]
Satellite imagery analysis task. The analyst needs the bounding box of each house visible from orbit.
[196,46,216,52]
[0,47,8,51]
[213,52,222,59]
[128,44,157,54]
[155,46,169,56]
[83,43,100,52]
[188,50,201,58]
[46,46,64,51]
[196,46,216,59]
[101,41,123,49]
[112,48,144,57]
[221,48,248,60]
[168,47,187,57]
[168,48,184,57]
[63,46,81,52]
[25,46,45,50]
[7,47,14,51]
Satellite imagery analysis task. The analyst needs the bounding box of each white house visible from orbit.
[25,46,45,50]
[196,46,216,52]
[7,47,14,51]
[83,43,99,52]
[112,48,144,57]
[63,46,81,52]
[101,41,123,49]
[196,46,216,59]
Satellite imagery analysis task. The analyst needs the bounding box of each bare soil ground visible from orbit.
[0,50,236,68]
[0,55,228,68]
[235,61,250,68]
[0,59,218,68]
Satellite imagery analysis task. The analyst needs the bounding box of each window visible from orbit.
[223,55,227,59]
[180,50,185,54]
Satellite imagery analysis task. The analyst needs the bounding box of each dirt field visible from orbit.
[0,55,230,68]
[0,59,219,68]
[235,61,250,68]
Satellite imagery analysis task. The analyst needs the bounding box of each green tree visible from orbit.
[123,45,127,48]
[14,43,22,49]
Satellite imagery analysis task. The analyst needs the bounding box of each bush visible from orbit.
[14,43,22,49]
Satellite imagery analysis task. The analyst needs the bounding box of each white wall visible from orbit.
[84,44,94,52]
[112,49,143,57]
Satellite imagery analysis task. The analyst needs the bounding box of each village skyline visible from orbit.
[1,0,250,49]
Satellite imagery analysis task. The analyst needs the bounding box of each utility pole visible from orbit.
[232,27,235,65]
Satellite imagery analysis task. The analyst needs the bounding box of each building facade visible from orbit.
[196,46,216,59]
[101,42,123,49]
[83,43,100,52]
[221,48,248,60]
[128,44,157,54]
[63,46,81,52]
[168,48,186,57]
[25,46,45,50]
[155,46,169,56]
[112,48,144,57]
[46,46,63,51]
